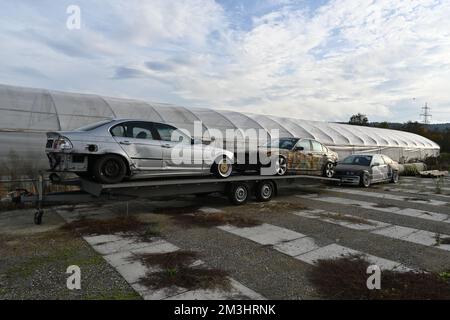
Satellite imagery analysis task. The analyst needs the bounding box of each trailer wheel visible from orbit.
[34,210,43,225]
[228,183,249,205]
[256,181,275,202]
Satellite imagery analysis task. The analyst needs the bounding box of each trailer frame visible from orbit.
[21,173,339,225]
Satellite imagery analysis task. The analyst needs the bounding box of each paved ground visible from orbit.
[0,175,449,299]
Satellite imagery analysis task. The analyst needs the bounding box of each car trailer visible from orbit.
[21,174,339,225]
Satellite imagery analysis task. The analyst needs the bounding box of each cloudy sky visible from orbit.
[1,0,449,123]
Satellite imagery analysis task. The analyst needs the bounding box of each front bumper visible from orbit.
[334,174,360,185]
[47,153,88,172]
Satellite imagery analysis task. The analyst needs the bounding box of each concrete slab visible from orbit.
[218,223,305,246]
[273,237,321,256]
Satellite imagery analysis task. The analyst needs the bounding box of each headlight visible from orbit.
[54,137,73,150]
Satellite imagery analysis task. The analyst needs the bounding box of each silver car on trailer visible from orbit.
[46,119,234,183]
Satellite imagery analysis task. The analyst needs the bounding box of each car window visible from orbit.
[264,138,299,150]
[296,139,311,151]
[311,140,324,152]
[153,123,190,143]
[131,125,153,140]
[342,155,372,166]
[372,155,385,165]
[110,125,125,137]
[111,122,154,140]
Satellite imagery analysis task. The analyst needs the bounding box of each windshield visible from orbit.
[75,119,113,131]
[341,155,373,166]
[264,138,299,150]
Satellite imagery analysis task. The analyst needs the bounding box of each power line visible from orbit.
[420,102,432,124]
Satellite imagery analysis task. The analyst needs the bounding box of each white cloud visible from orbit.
[0,0,449,123]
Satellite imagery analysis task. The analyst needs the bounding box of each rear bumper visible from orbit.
[47,152,88,172]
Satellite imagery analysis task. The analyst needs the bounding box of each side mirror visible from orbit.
[294,146,304,151]
[371,162,380,167]
[191,138,202,145]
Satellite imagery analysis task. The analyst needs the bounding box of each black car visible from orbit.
[334,154,399,187]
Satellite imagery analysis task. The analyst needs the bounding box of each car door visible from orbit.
[382,155,395,181]
[153,122,204,172]
[310,140,327,175]
[370,155,388,182]
[111,121,163,171]
[292,139,313,174]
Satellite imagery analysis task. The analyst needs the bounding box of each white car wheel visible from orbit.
[324,162,335,178]
[275,156,287,176]
[213,156,233,178]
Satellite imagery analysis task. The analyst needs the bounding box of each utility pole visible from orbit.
[420,102,432,124]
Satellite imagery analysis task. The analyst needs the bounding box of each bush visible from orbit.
[424,153,450,171]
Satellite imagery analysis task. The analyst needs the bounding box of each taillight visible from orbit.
[53,137,73,150]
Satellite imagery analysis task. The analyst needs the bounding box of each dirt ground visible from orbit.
[1,175,449,299]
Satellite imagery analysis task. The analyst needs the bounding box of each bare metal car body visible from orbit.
[251,137,338,177]
[45,119,234,183]
[333,154,399,187]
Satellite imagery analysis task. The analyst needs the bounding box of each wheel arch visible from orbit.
[87,152,132,176]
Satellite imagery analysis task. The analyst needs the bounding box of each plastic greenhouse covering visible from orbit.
[0,83,440,168]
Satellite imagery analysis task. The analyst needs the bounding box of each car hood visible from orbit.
[335,164,369,172]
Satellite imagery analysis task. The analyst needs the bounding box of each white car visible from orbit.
[46,119,234,184]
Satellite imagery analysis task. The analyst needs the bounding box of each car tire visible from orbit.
[255,181,275,202]
[390,170,399,184]
[360,172,371,188]
[92,155,127,184]
[212,156,233,178]
[274,156,287,176]
[323,162,335,178]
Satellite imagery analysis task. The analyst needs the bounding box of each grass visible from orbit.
[152,205,202,215]
[60,215,161,240]
[132,250,231,291]
[140,267,231,291]
[169,212,261,228]
[85,290,141,300]
[308,255,450,299]
[131,250,198,269]
[424,153,450,171]
[434,234,450,246]
[402,164,420,176]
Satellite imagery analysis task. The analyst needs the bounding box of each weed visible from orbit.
[140,267,230,291]
[131,250,198,269]
[308,255,450,299]
[170,212,261,228]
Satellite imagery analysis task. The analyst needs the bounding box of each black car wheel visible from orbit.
[360,172,371,188]
[323,162,335,178]
[93,155,127,184]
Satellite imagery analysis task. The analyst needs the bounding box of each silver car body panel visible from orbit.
[46,119,234,178]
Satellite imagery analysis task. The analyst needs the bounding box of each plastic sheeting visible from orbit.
[0,83,440,167]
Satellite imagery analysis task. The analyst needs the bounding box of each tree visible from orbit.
[349,113,369,126]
